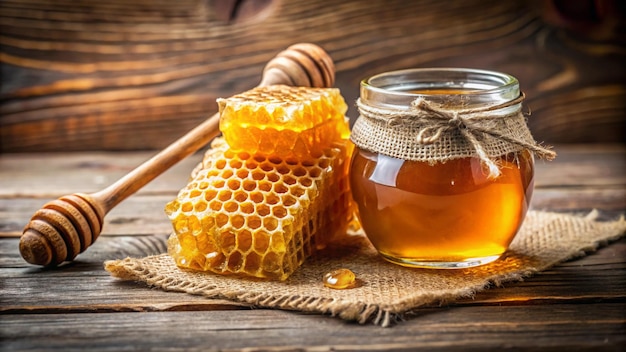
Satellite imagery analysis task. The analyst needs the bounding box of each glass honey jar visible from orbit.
[349,68,555,269]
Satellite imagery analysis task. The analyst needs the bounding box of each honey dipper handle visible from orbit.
[20,42,336,266]
[94,113,221,210]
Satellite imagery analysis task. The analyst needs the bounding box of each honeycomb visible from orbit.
[217,85,350,160]
[166,85,353,280]
[166,138,352,280]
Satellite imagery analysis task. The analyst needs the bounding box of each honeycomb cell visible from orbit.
[245,252,261,273]
[293,167,306,177]
[249,192,263,204]
[218,190,232,202]
[223,201,238,213]
[181,202,193,213]
[215,159,227,170]
[267,173,280,183]
[274,184,288,194]
[272,206,287,219]
[262,252,280,273]
[227,179,241,190]
[282,195,296,207]
[309,168,321,178]
[231,214,245,229]
[253,230,270,253]
[291,188,306,197]
[256,204,271,217]
[283,176,297,185]
[196,233,214,253]
[260,162,273,172]
[246,160,260,171]
[194,201,207,212]
[236,169,249,179]
[220,230,236,253]
[240,202,255,214]
[233,191,248,202]
[238,230,253,252]
[248,216,262,229]
[242,180,257,192]
[300,178,313,187]
[258,182,272,192]
[216,213,229,227]
[265,194,279,205]
[263,218,278,231]
[229,159,243,169]
[228,251,243,270]
[204,190,217,202]
[209,200,222,211]
[221,169,234,179]
[251,171,264,181]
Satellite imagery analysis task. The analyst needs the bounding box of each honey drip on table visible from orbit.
[323,268,357,289]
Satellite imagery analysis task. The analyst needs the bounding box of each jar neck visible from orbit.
[360,68,521,111]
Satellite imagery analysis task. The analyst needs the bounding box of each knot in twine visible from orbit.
[355,93,556,179]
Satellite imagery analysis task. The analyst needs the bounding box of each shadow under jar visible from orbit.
[350,68,554,269]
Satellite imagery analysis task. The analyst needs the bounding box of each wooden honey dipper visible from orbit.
[19,43,336,267]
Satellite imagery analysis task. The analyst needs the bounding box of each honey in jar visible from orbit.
[350,68,555,268]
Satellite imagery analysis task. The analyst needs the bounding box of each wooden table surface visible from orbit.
[1,143,625,351]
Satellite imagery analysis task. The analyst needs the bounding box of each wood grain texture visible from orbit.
[0,144,624,350]
[1,0,624,152]
[1,236,624,350]
[1,145,624,237]
[0,144,623,197]
[1,304,624,351]
[1,237,623,310]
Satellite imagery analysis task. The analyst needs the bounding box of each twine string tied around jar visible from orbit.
[355,93,556,179]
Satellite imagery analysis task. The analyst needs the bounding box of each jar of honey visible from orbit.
[349,68,555,269]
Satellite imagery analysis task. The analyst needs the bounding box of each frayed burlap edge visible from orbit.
[105,210,625,327]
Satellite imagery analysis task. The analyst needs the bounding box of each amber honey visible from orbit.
[350,68,541,268]
[350,148,534,267]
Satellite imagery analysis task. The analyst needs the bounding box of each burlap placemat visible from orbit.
[105,210,625,327]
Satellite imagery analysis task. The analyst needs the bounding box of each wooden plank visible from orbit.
[0,144,623,198]
[0,147,624,350]
[1,0,624,152]
[1,144,623,237]
[530,187,626,211]
[0,195,176,237]
[0,150,201,197]
[1,236,624,312]
[534,144,626,188]
[1,303,624,351]
[2,187,622,238]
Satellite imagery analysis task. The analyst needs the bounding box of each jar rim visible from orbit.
[361,68,520,109]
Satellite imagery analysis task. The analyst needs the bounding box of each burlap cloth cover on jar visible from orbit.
[351,93,555,178]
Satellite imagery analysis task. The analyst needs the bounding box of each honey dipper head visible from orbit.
[19,193,104,266]
[260,43,335,88]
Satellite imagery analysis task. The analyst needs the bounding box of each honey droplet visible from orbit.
[323,268,356,289]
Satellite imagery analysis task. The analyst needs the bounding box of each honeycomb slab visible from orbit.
[166,138,352,280]
[217,85,350,160]
[166,85,353,280]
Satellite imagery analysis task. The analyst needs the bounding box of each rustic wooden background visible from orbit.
[1,0,624,153]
